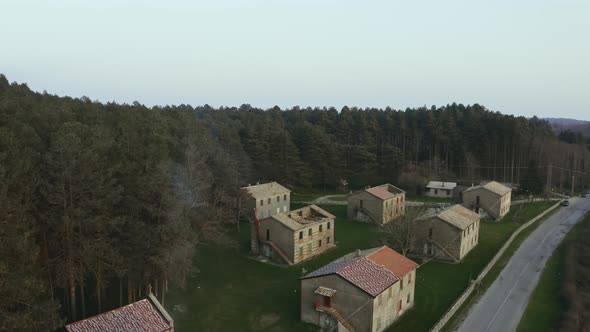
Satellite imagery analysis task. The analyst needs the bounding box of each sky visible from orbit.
[1,0,589,120]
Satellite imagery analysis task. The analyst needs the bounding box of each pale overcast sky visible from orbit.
[2,0,589,119]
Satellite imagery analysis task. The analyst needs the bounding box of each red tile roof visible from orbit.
[65,295,172,332]
[338,257,399,297]
[303,246,418,297]
[366,186,396,200]
[367,246,418,278]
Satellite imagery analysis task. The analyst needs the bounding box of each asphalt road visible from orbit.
[457,197,590,332]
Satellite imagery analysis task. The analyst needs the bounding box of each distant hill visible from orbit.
[544,118,590,137]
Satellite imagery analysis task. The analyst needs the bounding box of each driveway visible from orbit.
[457,197,590,332]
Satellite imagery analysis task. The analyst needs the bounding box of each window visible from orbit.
[327,236,330,244]
[435,189,438,195]
[319,224,323,232]
[407,293,411,303]
[260,199,264,206]
[266,229,270,241]
[318,239,322,247]
[408,273,412,284]
[283,205,287,212]
[299,231,303,240]
[400,278,404,290]
[360,199,363,209]
[267,198,271,204]
[276,196,280,202]
[308,228,312,236]
[398,300,402,312]
[284,194,287,200]
[299,246,303,257]
[327,222,331,229]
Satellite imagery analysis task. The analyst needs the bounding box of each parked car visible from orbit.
[582,193,587,198]
[561,200,570,206]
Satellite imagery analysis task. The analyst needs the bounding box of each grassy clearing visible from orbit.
[291,190,344,202]
[405,194,457,204]
[517,212,590,332]
[166,202,556,332]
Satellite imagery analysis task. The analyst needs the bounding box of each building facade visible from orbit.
[425,181,457,198]
[241,182,291,221]
[412,204,480,262]
[462,181,512,219]
[347,184,406,225]
[301,246,417,332]
[254,204,335,265]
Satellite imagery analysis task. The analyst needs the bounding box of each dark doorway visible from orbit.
[323,296,331,307]
[266,229,270,241]
[360,200,364,209]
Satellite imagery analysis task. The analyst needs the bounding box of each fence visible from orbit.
[429,201,561,332]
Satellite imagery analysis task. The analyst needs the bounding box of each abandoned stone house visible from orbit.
[301,246,418,332]
[462,181,512,219]
[65,293,173,332]
[252,204,335,265]
[425,181,457,198]
[240,182,291,221]
[347,184,406,225]
[412,204,480,262]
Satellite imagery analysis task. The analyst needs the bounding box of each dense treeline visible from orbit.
[1,74,589,330]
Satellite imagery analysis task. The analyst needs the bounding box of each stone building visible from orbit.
[412,204,480,262]
[462,181,512,219]
[241,181,291,221]
[347,184,406,225]
[65,293,173,332]
[425,181,457,198]
[301,246,417,332]
[253,204,335,265]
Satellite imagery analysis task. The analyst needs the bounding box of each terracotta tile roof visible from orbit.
[337,258,399,296]
[437,204,479,230]
[464,181,511,196]
[363,183,405,201]
[302,246,417,297]
[366,246,418,278]
[483,181,511,196]
[65,295,172,332]
[242,182,290,199]
[366,187,396,200]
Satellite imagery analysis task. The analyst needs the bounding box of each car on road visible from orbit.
[561,200,570,206]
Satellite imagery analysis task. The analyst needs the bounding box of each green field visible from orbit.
[166,202,556,332]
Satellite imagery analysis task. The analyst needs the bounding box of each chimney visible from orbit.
[355,249,361,257]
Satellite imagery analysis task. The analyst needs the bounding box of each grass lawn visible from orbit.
[291,190,344,202]
[405,194,457,204]
[516,212,590,332]
[166,202,556,332]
